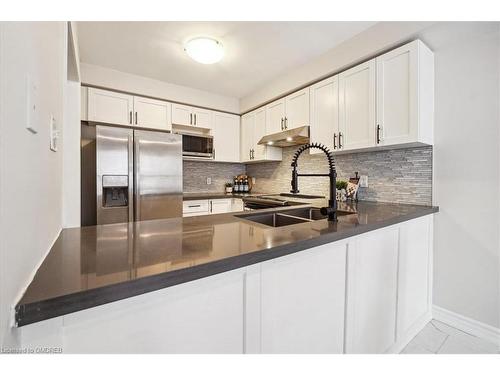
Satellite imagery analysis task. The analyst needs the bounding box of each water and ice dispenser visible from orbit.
[102,175,129,208]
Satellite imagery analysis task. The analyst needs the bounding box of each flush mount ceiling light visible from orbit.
[184,37,224,64]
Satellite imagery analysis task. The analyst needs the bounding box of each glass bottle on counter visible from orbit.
[233,177,240,193]
[243,178,249,192]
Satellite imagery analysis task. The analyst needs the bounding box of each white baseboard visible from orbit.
[387,310,432,354]
[432,305,500,346]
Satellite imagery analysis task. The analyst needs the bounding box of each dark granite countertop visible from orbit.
[15,201,438,327]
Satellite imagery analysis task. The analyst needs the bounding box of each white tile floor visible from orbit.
[401,320,500,354]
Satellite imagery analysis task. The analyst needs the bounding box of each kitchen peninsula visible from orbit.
[17,201,437,354]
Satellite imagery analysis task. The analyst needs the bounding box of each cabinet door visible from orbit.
[171,103,193,126]
[193,108,212,128]
[240,113,254,162]
[376,42,418,146]
[213,112,240,162]
[210,199,232,214]
[88,88,134,126]
[265,99,285,135]
[253,107,267,160]
[284,87,310,130]
[397,216,432,339]
[309,76,339,154]
[133,96,172,131]
[339,59,376,151]
[345,227,399,353]
[261,241,347,353]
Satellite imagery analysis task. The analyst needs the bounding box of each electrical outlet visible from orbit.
[206,177,212,185]
[252,177,256,185]
[359,175,368,188]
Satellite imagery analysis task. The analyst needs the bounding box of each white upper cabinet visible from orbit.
[192,108,212,128]
[376,40,434,146]
[241,108,282,163]
[87,88,134,126]
[253,107,267,160]
[212,112,240,162]
[309,76,339,154]
[240,112,255,163]
[265,88,310,135]
[266,99,286,134]
[86,88,172,130]
[172,104,213,128]
[284,88,310,130]
[339,59,376,151]
[133,96,171,131]
[171,103,192,126]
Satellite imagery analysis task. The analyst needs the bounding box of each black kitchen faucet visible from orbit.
[290,143,337,221]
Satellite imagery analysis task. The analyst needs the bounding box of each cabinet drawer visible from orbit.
[183,200,210,214]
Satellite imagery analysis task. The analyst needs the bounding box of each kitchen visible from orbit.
[0,14,499,363]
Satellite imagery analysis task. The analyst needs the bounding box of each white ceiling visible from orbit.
[77,22,376,99]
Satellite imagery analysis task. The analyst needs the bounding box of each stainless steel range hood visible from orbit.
[257,126,310,147]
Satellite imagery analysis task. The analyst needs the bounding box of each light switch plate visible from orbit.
[25,75,38,134]
[206,177,212,185]
[49,115,58,152]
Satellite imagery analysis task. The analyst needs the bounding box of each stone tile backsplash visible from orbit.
[183,146,433,205]
[246,146,433,205]
[183,160,245,193]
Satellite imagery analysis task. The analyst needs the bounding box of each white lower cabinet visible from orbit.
[183,198,243,217]
[344,227,399,354]
[20,215,434,354]
[260,241,347,353]
[209,198,232,214]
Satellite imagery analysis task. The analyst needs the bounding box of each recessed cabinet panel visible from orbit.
[266,99,285,134]
[339,59,376,151]
[309,76,339,154]
[88,88,134,126]
[133,96,171,131]
[171,103,193,126]
[192,108,212,128]
[253,108,267,160]
[376,42,418,146]
[284,88,310,130]
[345,227,399,353]
[213,113,240,162]
[240,113,254,162]
[261,241,347,353]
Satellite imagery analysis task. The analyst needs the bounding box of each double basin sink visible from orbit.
[236,207,354,228]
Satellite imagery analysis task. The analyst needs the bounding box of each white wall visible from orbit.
[240,21,434,112]
[0,22,67,347]
[418,22,500,329]
[81,63,240,114]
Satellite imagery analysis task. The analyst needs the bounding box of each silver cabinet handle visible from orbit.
[249,149,251,160]
[188,204,201,208]
[284,117,288,129]
[210,201,213,212]
[194,113,197,125]
[190,113,192,125]
[129,111,132,124]
[281,118,284,131]
[135,112,138,125]
[333,133,337,149]
[339,132,343,149]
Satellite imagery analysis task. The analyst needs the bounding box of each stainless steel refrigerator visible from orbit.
[95,125,182,225]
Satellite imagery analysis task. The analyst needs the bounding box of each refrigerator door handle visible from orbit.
[128,132,134,222]
[133,134,140,221]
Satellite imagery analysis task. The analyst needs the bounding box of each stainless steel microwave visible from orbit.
[181,133,214,158]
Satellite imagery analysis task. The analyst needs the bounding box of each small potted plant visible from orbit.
[225,182,233,194]
[336,180,348,201]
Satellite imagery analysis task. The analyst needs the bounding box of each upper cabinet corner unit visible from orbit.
[310,39,434,154]
[86,87,172,131]
[266,88,310,135]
